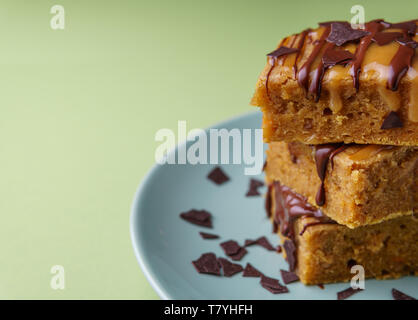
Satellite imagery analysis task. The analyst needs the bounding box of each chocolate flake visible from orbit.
[207,167,229,185]
[372,32,403,46]
[245,236,275,251]
[220,240,247,261]
[218,258,243,277]
[381,111,403,129]
[322,47,354,68]
[326,22,370,46]
[243,263,263,277]
[283,240,297,271]
[260,275,289,294]
[267,46,299,59]
[180,209,213,228]
[337,287,363,300]
[245,179,264,197]
[192,253,221,276]
[199,232,219,239]
[280,269,299,284]
[392,288,416,300]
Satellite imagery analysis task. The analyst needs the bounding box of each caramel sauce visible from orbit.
[348,145,394,161]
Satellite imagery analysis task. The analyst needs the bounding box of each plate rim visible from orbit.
[129,111,258,300]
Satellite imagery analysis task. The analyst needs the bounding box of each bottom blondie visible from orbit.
[267,181,418,285]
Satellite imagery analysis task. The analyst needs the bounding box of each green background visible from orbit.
[0,0,416,299]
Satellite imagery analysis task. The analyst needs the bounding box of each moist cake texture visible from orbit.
[265,141,418,228]
[251,20,418,146]
[268,181,418,285]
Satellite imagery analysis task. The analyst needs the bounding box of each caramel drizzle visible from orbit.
[388,42,415,90]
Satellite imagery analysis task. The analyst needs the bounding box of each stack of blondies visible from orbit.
[251,19,418,284]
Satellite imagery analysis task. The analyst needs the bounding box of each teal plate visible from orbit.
[130,112,417,300]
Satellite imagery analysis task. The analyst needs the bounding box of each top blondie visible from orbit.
[251,19,418,146]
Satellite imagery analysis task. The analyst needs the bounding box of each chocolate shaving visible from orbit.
[243,263,263,277]
[207,167,229,185]
[381,111,403,129]
[322,48,354,68]
[199,232,219,239]
[218,258,243,277]
[260,275,289,294]
[372,32,403,46]
[280,269,299,284]
[245,179,264,197]
[283,240,297,272]
[326,22,370,46]
[337,287,363,300]
[267,46,299,59]
[392,288,416,300]
[192,253,221,276]
[220,240,247,261]
[244,236,275,251]
[180,209,213,228]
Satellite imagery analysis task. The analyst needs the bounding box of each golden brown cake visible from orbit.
[267,181,418,285]
[251,20,418,146]
[265,141,418,228]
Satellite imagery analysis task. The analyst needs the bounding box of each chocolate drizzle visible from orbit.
[314,144,348,206]
[265,19,417,101]
[273,181,325,239]
[265,44,298,96]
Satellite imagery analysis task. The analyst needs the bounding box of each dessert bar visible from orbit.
[267,181,418,285]
[265,141,417,228]
[251,20,418,146]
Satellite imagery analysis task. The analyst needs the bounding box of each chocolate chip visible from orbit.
[180,209,213,228]
[337,287,363,300]
[283,240,297,271]
[392,288,416,300]
[372,32,403,46]
[322,47,354,68]
[347,259,357,269]
[217,258,243,277]
[245,179,264,197]
[326,22,370,46]
[276,245,282,253]
[220,240,247,261]
[267,46,298,59]
[244,236,275,251]
[192,253,221,276]
[243,263,263,277]
[381,111,403,129]
[280,270,299,284]
[199,232,219,239]
[260,275,289,294]
[207,167,229,185]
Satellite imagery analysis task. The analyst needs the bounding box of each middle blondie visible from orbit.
[265,141,417,228]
